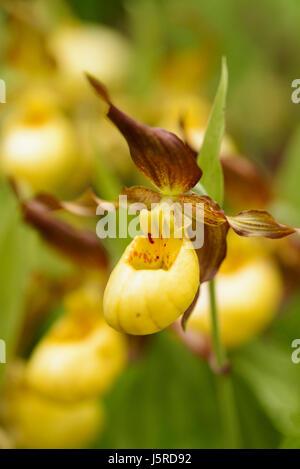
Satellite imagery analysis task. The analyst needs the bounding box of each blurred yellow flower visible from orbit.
[48,24,132,95]
[64,274,107,317]
[6,387,103,449]
[159,49,213,92]
[158,92,210,135]
[187,234,282,348]
[157,92,237,156]
[0,89,82,193]
[0,427,14,449]
[26,308,127,401]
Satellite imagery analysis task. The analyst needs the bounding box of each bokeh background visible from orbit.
[1,0,300,449]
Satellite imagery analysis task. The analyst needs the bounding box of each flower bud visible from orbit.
[25,310,127,401]
[103,234,199,335]
[187,235,282,348]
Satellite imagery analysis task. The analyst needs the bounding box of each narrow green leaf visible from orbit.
[276,124,300,224]
[0,182,31,389]
[197,57,228,206]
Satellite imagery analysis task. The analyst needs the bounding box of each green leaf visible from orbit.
[272,292,300,347]
[197,57,228,206]
[0,181,31,389]
[94,332,281,449]
[234,374,280,449]
[233,339,300,436]
[96,332,221,449]
[280,435,300,449]
[275,124,300,224]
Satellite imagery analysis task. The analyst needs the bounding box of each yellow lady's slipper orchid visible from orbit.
[187,234,282,348]
[103,203,199,335]
[29,75,294,344]
[0,90,80,193]
[26,308,127,401]
[6,388,103,449]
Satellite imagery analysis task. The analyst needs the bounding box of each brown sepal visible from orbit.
[86,73,202,194]
[35,188,116,217]
[23,200,108,269]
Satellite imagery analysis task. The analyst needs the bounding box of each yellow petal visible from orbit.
[103,236,199,335]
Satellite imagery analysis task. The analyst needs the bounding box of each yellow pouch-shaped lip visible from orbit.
[103,236,199,335]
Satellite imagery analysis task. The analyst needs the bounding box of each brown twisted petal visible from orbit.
[86,73,202,194]
[120,186,162,210]
[23,200,108,268]
[196,222,229,283]
[34,189,116,217]
[175,193,227,226]
[227,210,296,238]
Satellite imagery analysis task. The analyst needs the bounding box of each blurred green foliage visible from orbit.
[67,0,300,161]
[0,181,31,387]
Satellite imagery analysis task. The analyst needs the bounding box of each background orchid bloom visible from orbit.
[187,233,283,348]
[3,373,104,449]
[26,285,127,401]
[0,89,82,194]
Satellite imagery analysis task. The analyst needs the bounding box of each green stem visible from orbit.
[209,279,225,367]
[208,278,241,449]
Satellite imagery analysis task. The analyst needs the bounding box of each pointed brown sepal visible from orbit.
[227,210,297,239]
[35,188,116,217]
[86,73,202,194]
